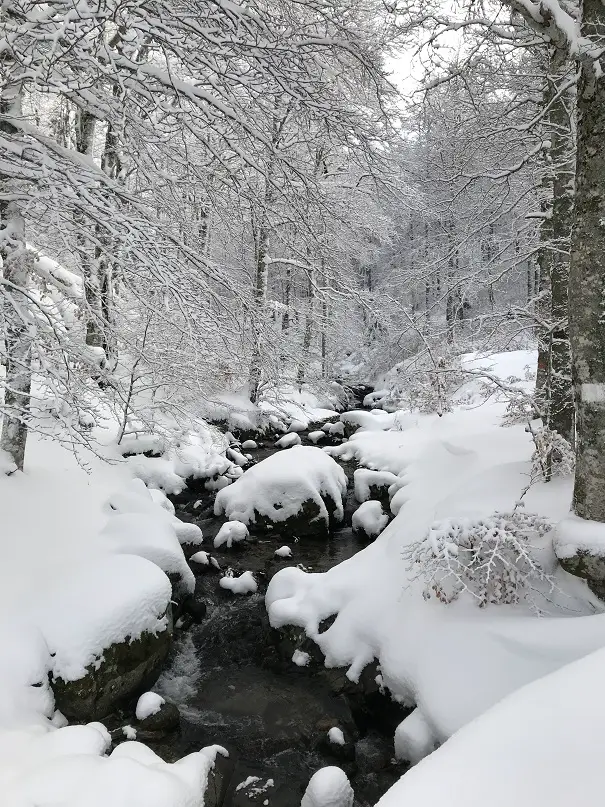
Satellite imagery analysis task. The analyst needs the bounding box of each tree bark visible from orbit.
[0,64,32,471]
[568,0,605,520]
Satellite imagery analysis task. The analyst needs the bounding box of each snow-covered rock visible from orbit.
[242,440,258,450]
[353,468,399,504]
[275,546,293,558]
[215,446,347,539]
[219,571,257,595]
[351,501,389,540]
[301,767,354,807]
[136,692,165,721]
[101,512,195,599]
[308,430,326,444]
[288,419,309,433]
[394,708,437,764]
[276,433,302,448]
[213,521,249,549]
[190,551,210,566]
[328,727,345,746]
[292,650,310,667]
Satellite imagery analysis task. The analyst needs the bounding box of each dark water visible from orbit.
[150,426,407,807]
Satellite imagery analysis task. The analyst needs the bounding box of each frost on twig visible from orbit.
[403,512,555,612]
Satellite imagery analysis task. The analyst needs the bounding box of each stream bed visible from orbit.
[147,421,407,807]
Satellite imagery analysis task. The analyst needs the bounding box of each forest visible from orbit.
[1,0,605,805]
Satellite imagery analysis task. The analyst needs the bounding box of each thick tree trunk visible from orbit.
[0,70,32,471]
[568,1,605,520]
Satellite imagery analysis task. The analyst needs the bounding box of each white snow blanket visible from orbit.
[0,429,220,806]
[378,646,605,807]
[267,351,605,756]
[215,446,347,529]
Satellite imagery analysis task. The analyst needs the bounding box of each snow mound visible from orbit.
[214,446,347,531]
[276,433,302,448]
[107,480,203,547]
[242,440,258,450]
[101,512,195,598]
[136,692,165,721]
[190,551,210,566]
[39,554,171,683]
[275,546,292,558]
[301,767,354,807]
[292,650,310,667]
[378,647,605,807]
[219,571,257,595]
[394,709,436,764]
[351,501,389,539]
[214,521,249,549]
[353,469,399,503]
[308,431,326,444]
[328,727,345,746]
[553,514,605,559]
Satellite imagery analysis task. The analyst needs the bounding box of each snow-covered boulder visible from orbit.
[353,468,399,505]
[135,692,180,737]
[107,480,203,548]
[242,440,258,450]
[45,554,172,722]
[275,545,292,558]
[351,501,389,540]
[213,521,249,549]
[214,446,347,539]
[308,430,326,444]
[101,512,195,600]
[219,571,257,595]
[554,515,605,599]
[276,433,302,448]
[301,767,354,807]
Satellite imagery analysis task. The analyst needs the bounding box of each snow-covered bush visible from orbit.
[403,512,554,610]
[530,425,575,481]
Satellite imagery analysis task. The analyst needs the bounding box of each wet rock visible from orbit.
[136,700,181,738]
[205,750,236,807]
[184,593,208,623]
[52,624,172,721]
[354,733,392,774]
[557,551,605,600]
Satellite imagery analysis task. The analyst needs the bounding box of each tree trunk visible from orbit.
[568,0,605,520]
[248,222,269,402]
[0,68,32,471]
[548,58,575,443]
[297,262,316,388]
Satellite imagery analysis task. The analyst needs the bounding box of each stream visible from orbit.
[146,403,408,807]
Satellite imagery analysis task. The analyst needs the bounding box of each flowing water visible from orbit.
[149,414,407,807]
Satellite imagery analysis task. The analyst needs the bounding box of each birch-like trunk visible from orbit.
[248,223,269,402]
[0,66,32,471]
[568,1,605,520]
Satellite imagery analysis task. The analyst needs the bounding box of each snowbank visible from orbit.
[215,446,347,534]
[378,647,605,807]
[267,352,605,754]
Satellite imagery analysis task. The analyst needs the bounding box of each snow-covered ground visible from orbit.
[266,350,605,777]
[0,425,228,806]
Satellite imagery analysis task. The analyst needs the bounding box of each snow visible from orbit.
[393,709,436,764]
[276,433,302,448]
[378,646,605,807]
[553,514,605,558]
[215,446,347,529]
[219,571,257,594]
[308,430,326,444]
[327,727,345,746]
[0,427,227,806]
[213,520,249,549]
[351,501,389,539]
[242,440,258,450]
[301,767,354,807]
[190,551,210,565]
[275,546,293,558]
[292,650,310,667]
[136,692,165,721]
[353,469,399,503]
[266,351,605,759]
[288,419,308,433]
[101,512,195,598]
[123,725,137,740]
